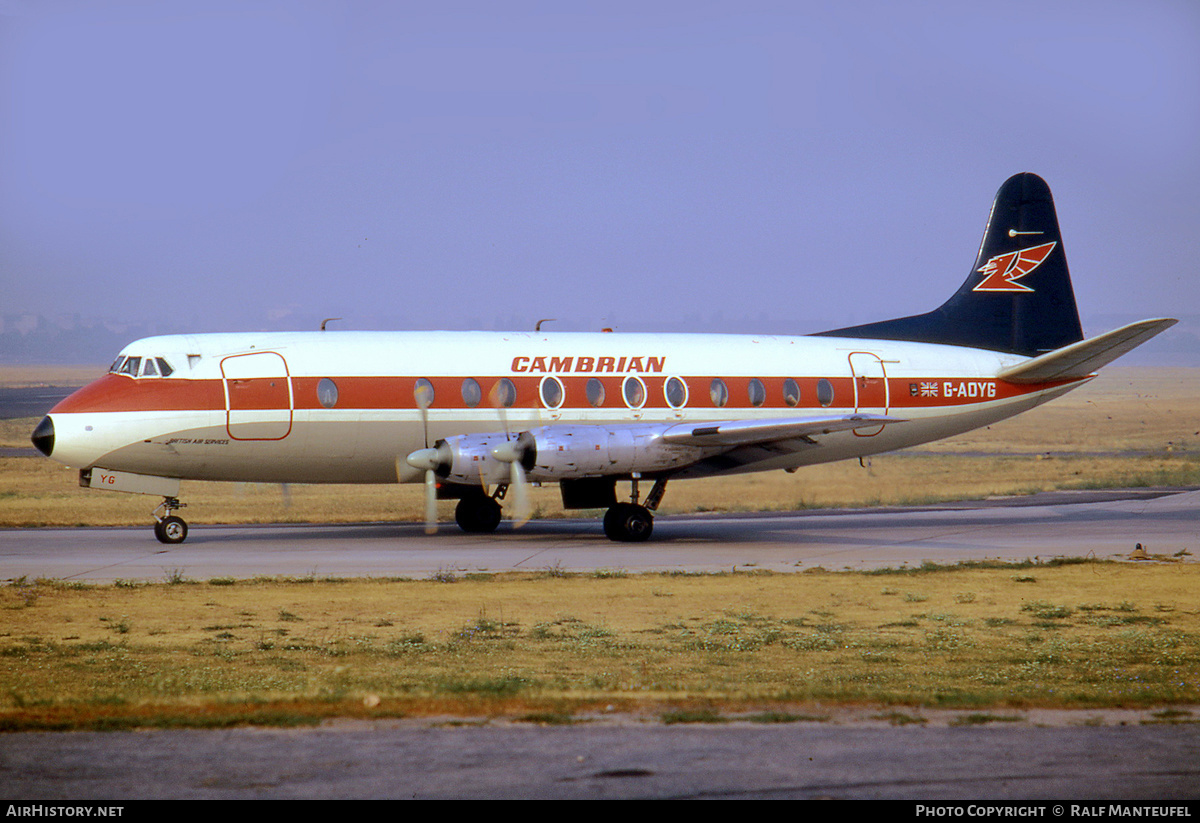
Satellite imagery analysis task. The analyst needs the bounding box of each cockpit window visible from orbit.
[110,355,176,378]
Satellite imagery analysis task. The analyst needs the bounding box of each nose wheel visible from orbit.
[153,497,189,544]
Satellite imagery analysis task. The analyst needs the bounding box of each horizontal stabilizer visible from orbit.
[997,318,1177,384]
[663,414,904,448]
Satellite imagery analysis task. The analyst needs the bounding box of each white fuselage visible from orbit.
[44,330,1085,485]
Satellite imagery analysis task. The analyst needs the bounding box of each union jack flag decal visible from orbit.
[973,241,1057,293]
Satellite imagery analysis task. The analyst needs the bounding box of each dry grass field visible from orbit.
[2,561,1198,729]
[0,365,106,389]
[2,367,1197,527]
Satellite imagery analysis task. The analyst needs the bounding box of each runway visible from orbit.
[3,487,1196,582]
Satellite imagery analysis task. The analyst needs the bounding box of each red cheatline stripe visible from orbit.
[50,373,1081,414]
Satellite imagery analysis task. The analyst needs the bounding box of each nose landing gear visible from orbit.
[152,497,189,544]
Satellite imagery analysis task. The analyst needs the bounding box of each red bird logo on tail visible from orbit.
[973,241,1057,292]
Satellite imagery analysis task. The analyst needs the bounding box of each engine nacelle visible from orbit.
[435,424,707,486]
[436,431,521,487]
[524,424,704,480]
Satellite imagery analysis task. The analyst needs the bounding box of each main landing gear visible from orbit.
[603,476,667,543]
[152,496,189,544]
[449,476,668,541]
[454,489,504,534]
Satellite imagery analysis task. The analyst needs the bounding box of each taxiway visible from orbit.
[2,487,1195,582]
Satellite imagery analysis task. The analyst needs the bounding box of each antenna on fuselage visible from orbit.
[535,318,555,332]
[320,318,342,331]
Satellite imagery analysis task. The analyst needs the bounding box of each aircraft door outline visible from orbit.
[220,351,294,440]
[848,351,889,437]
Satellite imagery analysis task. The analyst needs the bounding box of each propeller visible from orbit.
[404,442,450,534]
[490,431,535,526]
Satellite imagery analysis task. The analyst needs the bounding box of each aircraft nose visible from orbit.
[31,416,54,457]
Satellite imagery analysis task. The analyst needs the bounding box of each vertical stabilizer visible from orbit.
[815,173,1084,356]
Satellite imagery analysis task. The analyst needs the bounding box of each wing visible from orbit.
[662,414,903,447]
[661,413,906,477]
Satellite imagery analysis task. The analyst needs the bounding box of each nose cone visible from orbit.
[31,416,54,457]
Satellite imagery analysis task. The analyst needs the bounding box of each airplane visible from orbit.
[30,173,1176,544]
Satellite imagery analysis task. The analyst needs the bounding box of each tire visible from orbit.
[603,503,653,542]
[155,515,188,544]
[455,496,502,534]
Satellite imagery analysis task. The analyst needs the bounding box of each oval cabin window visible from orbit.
[748,378,766,407]
[623,376,646,408]
[461,378,481,408]
[665,377,688,408]
[586,378,606,407]
[413,378,435,409]
[540,376,564,409]
[317,378,339,409]
[783,378,800,407]
[710,378,729,408]
[491,378,517,408]
[817,378,835,407]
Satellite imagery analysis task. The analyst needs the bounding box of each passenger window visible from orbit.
[156,358,174,377]
[817,378,834,407]
[414,378,435,409]
[747,378,766,407]
[783,378,801,407]
[540,376,564,409]
[317,378,339,409]
[586,378,606,407]
[623,376,646,408]
[461,378,481,408]
[665,377,688,408]
[491,378,517,408]
[710,378,728,408]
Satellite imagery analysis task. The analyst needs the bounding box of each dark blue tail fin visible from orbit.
[815,173,1084,357]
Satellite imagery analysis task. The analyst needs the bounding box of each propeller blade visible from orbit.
[423,469,438,534]
[508,460,532,527]
[404,446,446,534]
[414,379,434,448]
[490,436,533,527]
[488,380,514,440]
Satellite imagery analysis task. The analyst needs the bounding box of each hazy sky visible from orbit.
[2,0,1198,345]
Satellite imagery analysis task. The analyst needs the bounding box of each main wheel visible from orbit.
[154,515,188,544]
[455,495,503,534]
[603,503,654,542]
